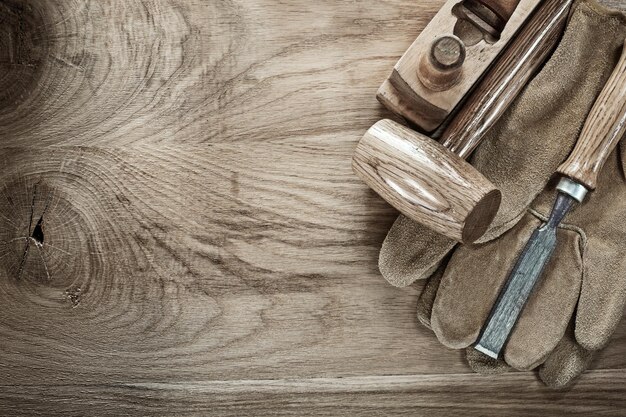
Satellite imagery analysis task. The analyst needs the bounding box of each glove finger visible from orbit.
[379,214,456,288]
[416,256,449,329]
[431,214,542,349]
[465,347,510,375]
[502,214,583,371]
[539,322,594,389]
[575,223,626,351]
[468,321,593,388]
[431,211,582,370]
[572,146,626,351]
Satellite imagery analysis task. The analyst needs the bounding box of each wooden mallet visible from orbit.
[353,0,573,243]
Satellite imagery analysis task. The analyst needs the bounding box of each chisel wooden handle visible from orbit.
[442,0,573,158]
[558,39,626,191]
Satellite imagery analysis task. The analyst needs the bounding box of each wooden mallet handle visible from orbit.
[442,0,573,158]
[558,39,626,191]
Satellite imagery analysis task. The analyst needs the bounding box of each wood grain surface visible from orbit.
[0,1,625,416]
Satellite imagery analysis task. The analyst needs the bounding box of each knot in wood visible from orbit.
[0,175,96,309]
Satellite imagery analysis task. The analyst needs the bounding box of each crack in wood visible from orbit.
[15,182,53,281]
[31,216,44,244]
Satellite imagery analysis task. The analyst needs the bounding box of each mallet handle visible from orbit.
[442,0,573,159]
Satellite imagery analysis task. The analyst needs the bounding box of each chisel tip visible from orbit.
[474,343,499,360]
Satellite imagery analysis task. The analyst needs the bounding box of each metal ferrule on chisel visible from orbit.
[556,177,588,203]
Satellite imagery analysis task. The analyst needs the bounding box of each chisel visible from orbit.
[475,38,626,359]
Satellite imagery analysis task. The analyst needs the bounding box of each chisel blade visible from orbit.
[475,225,557,358]
[474,191,577,359]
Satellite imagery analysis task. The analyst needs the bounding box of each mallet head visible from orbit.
[352,119,501,244]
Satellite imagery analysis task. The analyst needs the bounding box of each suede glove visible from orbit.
[378,0,626,387]
[426,141,626,387]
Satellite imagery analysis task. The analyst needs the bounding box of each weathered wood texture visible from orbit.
[0,0,625,416]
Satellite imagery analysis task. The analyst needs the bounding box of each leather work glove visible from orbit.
[429,143,626,387]
[378,1,626,387]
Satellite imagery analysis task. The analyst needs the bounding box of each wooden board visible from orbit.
[0,0,625,415]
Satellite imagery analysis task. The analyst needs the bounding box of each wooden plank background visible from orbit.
[0,0,625,415]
